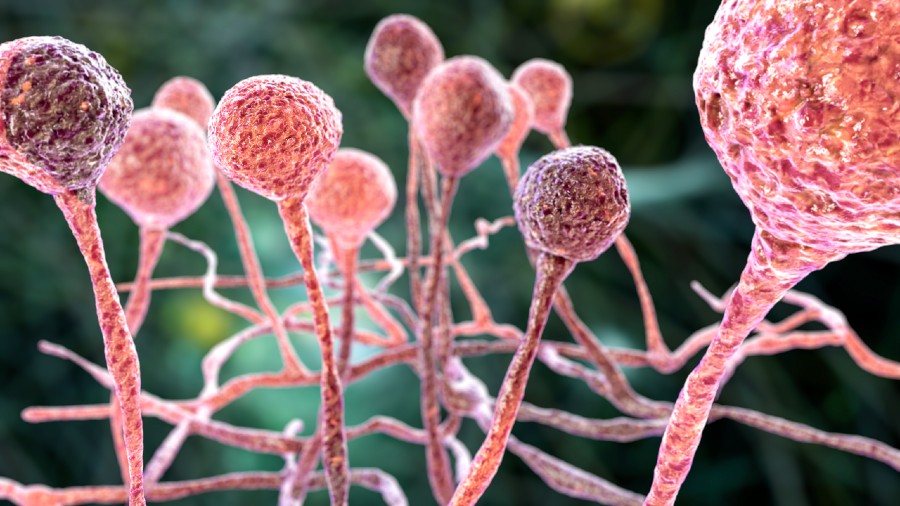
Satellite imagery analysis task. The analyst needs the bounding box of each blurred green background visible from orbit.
[1,0,899,504]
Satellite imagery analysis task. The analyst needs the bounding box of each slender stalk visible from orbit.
[406,127,423,313]
[286,422,324,505]
[334,241,359,374]
[498,154,520,196]
[418,176,459,504]
[53,189,146,506]
[123,228,167,334]
[283,238,360,505]
[277,197,349,506]
[109,227,166,484]
[614,235,668,367]
[109,396,129,485]
[643,231,836,506]
[449,252,574,506]
[549,128,571,150]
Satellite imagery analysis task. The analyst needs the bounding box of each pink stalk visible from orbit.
[644,232,836,505]
[277,197,349,506]
[417,176,459,503]
[123,228,166,333]
[449,253,573,505]
[406,128,424,312]
[335,242,360,374]
[281,239,359,505]
[613,235,668,365]
[54,190,146,506]
[108,227,166,484]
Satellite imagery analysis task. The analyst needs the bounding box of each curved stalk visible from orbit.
[643,231,838,505]
[277,197,349,506]
[54,189,146,506]
[449,252,574,505]
[418,176,459,504]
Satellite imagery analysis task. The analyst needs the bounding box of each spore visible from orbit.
[306,148,397,248]
[208,74,342,202]
[100,108,214,230]
[152,76,216,131]
[413,56,512,177]
[0,36,132,191]
[514,146,630,263]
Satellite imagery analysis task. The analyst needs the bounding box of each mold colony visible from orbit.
[1,7,899,506]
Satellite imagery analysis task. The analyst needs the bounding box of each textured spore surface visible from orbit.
[514,146,629,262]
[152,76,216,130]
[100,108,214,230]
[365,14,444,117]
[0,36,132,190]
[511,59,572,135]
[208,74,342,201]
[696,0,900,254]
[307,147,397,248]
[413,56,512,177]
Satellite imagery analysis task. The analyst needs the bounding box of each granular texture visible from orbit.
[695,0,900,254]
[100,108,214,230]
[306,147,397,248]
[512,59,571,136]
[413,56,512,177]
[208,75,342,201]
[152,76,216,131]
[365,14,444,118]
[496,83,534,159]
[514,146,629,263]
[0,36,132,191]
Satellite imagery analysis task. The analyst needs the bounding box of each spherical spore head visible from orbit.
[514,146,630,263]
[0,36,133,191]
[208,74,343,202]
[695,0,900,254]
[99,108,214,230]
[413,56,513,177]
[496,82,535,158]
[306,147,397,248]
[511,58,572,136]
[365,14,444,118]
[152,76,216,130]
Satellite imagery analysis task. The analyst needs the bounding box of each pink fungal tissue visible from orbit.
[3,4,900,506]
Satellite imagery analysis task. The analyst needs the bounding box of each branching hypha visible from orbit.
[1,9,900,506]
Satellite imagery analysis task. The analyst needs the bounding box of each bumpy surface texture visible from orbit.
[497,83,534,158]
[512,59,571,135]
[152,76,216,130]
[208,74,342,201]
[514,146,629,262]
[307,147,397,248]
[413,56,512,177]
[0,36,132,191]
[100,108,214,229]
[696,0,900,254]
[365,14,444,117]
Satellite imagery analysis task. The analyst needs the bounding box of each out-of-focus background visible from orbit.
[1,1,899,504]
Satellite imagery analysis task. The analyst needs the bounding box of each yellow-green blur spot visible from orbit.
[163,293,234,348]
